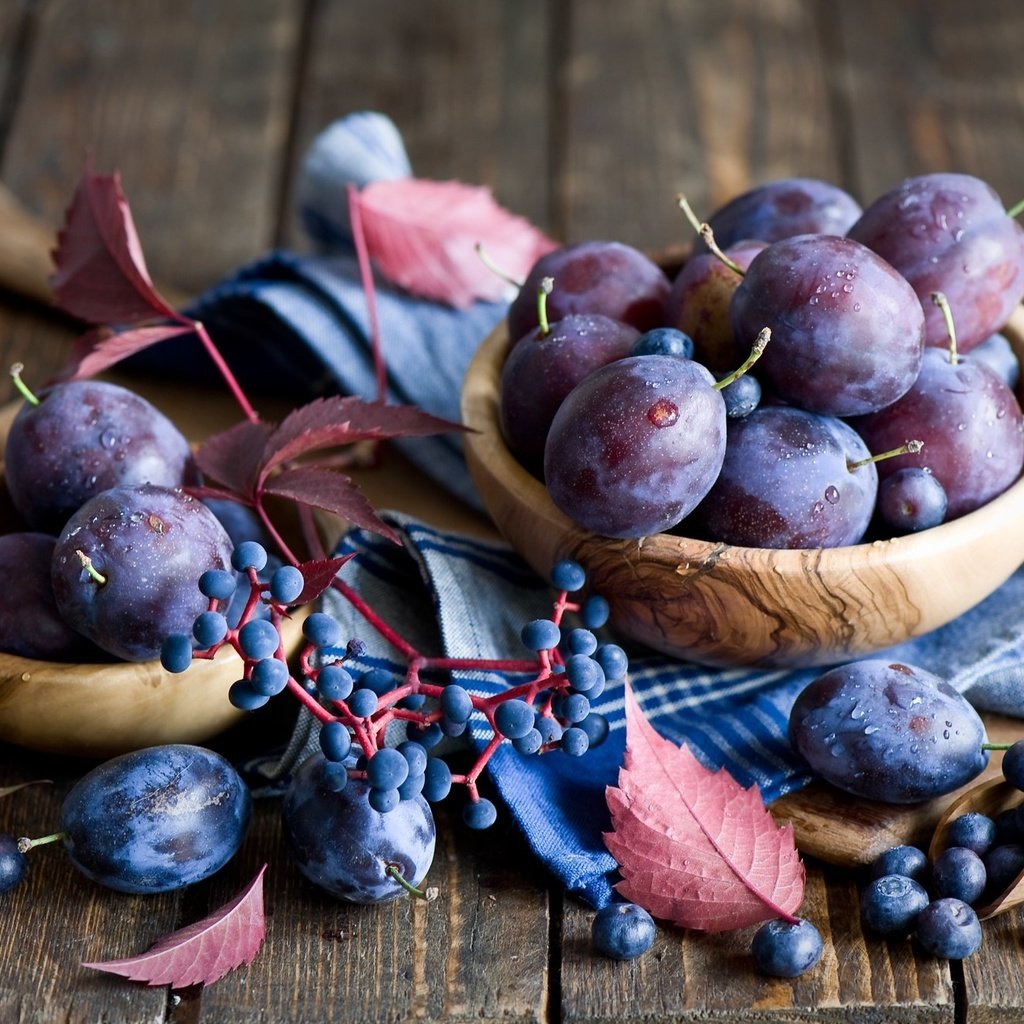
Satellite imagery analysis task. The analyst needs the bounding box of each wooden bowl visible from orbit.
[461,307,1024,669]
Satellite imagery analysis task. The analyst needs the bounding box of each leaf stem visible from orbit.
[348,184,388,403]
[190,320,260,422]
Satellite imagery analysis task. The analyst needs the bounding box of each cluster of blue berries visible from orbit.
[161,546,620,830]
[860,739,1024,961]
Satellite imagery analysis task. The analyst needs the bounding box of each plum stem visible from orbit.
[713,327,769,390]
[675,194,745,275]
[475,242,523,289]
[8,363,39,406]
[1007,198,1024,220]
[537,277,553,336]
[75,549,107,586]
[384,861,438,901]
[931,291,959,366]
[847,439,923,472]
[982,742,1014,750]
[18,831,65,853]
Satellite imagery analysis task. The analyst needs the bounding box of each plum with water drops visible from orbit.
[788,660,989,803]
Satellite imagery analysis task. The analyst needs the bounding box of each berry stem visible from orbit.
[847,439,923,472]
[190,321,261,423]
[713,327,770,391]
[931,291,959,366]
[347,183,387,403]
[8,363,39,405]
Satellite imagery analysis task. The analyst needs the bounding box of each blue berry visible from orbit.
[250,657,290,697]
[580,712,609,748]
[348,688,379,718]
[513,729,544,755]
[367,748,410,791]
[192,610,228,649]
[535,715,563,745]
[561,693,590,724]
[231,541,268,573]
[0,834,26,893]
[360,667,395,696]
[397,741,428,778]
[269,564,305,604]
[1003,740,1024,790]
[321,761,349,792]
[228,679,270,711]
[595,643,628,680]
[399,693,426,711]
[860,874,930,937]
[751,917,823,978]
[368,787,401,814]
[440,719,467,738]
[319,721,352,763]
[579,594,609,629]
[463,798,497,830]
[238,618,280,661]
[551,559,586,592]
[199,568,237,602]
[932,847,987,905]
[629,327,694,360]
[407,722,444,750]
[592,902,656,960]
[160,633,193,674]
[565,628,598,656]
[916,898,983,960]
[423,758,452,802]
[565,654,604,693]
[561,727,590,757]
[398,773,425,800]
[440,684,474,725]
[719,372,762,419]
[317,664,354,702]
[521,618,561,652]
[494,699,535,739]
[302,612,343,648]
[982,843,1024,896]
[869,844,929,882]
[945,812,997,856]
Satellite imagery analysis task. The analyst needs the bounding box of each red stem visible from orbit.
[189,320,260,423]
[346,184,387,403]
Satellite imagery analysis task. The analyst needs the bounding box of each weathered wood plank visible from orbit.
[3,0,301,296]
[556,0,845,248]
[826,0,1024,204]
[280,0,552,244]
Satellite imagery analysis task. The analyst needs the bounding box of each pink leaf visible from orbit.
[294,552,357,604]
[58,323,196,381]
[195,420,275,498]
[50,169,180,325]
[82,865,267,988]
[354,178,557,308]
[261,465,401,544]
[603,686,805,932]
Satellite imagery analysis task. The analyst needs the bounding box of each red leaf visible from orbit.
[82,865,267,988]
[57,323,196,381]
[603,686,805,932]
[295,552,357,604]
[354,178,557,308]
[261,465,401,544]
[195,420,275,498]
[259,396,465,481]
[50,169,180,326]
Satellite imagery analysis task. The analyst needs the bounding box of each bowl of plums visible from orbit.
[462,172,1024,669]
[0,372,304,757]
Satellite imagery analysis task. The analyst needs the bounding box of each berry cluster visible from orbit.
[860,739,1024,961]
[162,549,618,829]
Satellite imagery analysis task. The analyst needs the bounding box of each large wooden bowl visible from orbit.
[462,307,1024,669]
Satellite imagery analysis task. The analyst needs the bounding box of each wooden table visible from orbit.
[2,3,1024,1021]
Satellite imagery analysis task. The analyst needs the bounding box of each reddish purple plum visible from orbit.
[730,234,925,416]
[848,173,1024,352]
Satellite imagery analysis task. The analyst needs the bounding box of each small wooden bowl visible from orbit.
[461,307,1024,669]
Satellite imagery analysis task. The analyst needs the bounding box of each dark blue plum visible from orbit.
[281,754,435,903]
[50,485,234,662]
[915,898,983,960]
[870,845,929,882]
[1003,740,1024,790]
[982,843,1024,899]
[970,332,1020,390]
[876,468,948,534]
[932,847,986,905]
[788,660,989,803]
[751,917,823,978]
[730,234,924,416]
[591,902,656,960]
[860,874,930,936]
[0,834,26,892]
[61,744,251,894]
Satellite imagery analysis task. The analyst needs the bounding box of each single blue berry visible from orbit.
[629,327,694,360]
[751,917,822,978]
[192,610,228,649]
[423,758,452,802]
[561,727,590,757]
[250,657,290,697]
[592,902,656,960]
[494,699,535,739]
[565,654,604,693]
[199,568,237,602]
[368,787,401,814]
[302,612,343,649]
[535,715,563,745]
[580,712,609,748]
[561,693,591,724]
[521,618,561,652]
[228,679,270,711]
[860,874,930,937]
[945,812,997,856]
[238,618,280,661]
[932,847,987,905]
[463,797,497,830]
[440,719,467,738]
[513,729,544,755]
[367,748,410,791]
[719,372,762,419]
[321,761,349,792]
[983,842,1024,896]
[0,834,27,893]
[269,564,305,604]
[551,559,586,592]
[399,693,426,710]
[579,594,609,629]
[869,844,929,882]
[319,721,352,763]
[232,540,268,573]
[407,722,444,750]
[440,684,474,725]
[359,667,395,696]
[565,627,598,656]
[348,688,379,719]
[397,741,428,778]
[398,773,425,800]
[160,634,193,674]
[1002,739,1024,790]
[595,643,628,680]
[317,664,354,702]
[916,898,983,960]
